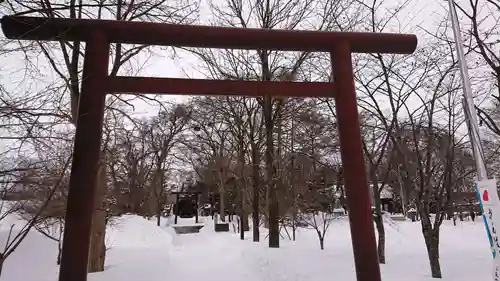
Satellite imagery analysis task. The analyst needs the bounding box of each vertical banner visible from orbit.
[476,179,500,281]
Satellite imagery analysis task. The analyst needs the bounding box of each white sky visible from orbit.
[0,0,459,108]
[0,0,497,153]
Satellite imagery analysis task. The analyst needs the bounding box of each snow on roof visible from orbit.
[380,186,394,199]
[328,184,394,199]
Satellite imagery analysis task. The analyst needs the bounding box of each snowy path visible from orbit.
[162,223,358,281]
[161,219,494,281]
[3,215,495,281]
[168,232,257,280]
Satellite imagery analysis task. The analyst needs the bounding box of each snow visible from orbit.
[380,186,394,199]
[1,213,494,281]
[106,215,173,248]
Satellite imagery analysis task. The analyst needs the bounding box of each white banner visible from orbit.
[475,179,500,281]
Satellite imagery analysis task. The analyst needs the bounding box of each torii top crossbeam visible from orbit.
[1,16,416,54]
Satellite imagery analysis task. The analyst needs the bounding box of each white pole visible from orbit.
[447,0,488,180]
[447,3,500,280]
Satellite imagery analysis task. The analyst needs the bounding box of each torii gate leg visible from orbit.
[331,42,382,281]
[58,31,110,281]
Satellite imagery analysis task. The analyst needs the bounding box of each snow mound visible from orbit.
[106,215,173,249]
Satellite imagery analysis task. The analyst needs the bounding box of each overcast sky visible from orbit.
[0,0,494,150]
[0,0,460,112]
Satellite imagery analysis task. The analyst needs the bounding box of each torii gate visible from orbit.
[0,15,417,281]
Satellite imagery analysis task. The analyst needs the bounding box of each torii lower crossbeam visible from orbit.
[0,15,417,281]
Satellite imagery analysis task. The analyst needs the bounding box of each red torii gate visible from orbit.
[0,16,417,281]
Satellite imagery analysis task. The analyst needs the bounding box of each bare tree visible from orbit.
[0,148,71,276]
[186,0,362,248]
[295,162,338,250]
[325,0,433,265]
[147,104,191,225]
[186,98,235,223]
[107,118,154,216]
[454,0,500,135]
[360,113,394,264]
[1,0,199,273]
[388,33,475,278]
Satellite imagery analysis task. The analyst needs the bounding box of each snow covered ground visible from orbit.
[2,214,493,281]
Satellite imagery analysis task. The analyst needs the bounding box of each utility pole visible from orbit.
[447,1,499,280]
[447,0,487,180]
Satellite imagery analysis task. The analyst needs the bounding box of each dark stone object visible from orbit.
[214,223,229,232]
[172,225,204,234]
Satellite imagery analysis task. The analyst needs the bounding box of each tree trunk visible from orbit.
[373,193,386,264]
[57,244,62,265]
[147,193,155,220]
[88,209,106,273]
[372,175,386,264]
[243,215,250,231]
[251,142,260,242]
[264,95,279,248]
[496,67,500,99]
[290,117,297,242]
[0,254,4,277]
[375,214,386,264]
[88,157,107,273]
[155,167,165,226]
[156,209,161,226]
[56,220,64,265]
[291,178,297,241]
[240,211,246,240]
[219,167,226,223]
[219,189,225,222]
[238,134,248,238]
[423,224,442,278]
[317,233,325,250]
[239,184,245,239]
